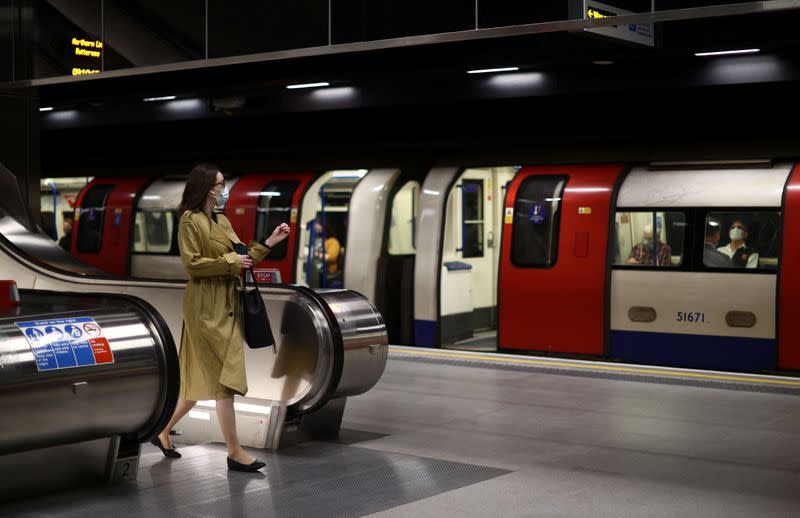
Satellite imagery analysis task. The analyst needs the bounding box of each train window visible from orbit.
[40,212,55,239]
[388,181,420,255]
[613,211,686,267]
[76,184,114,254]
[462,179,484,258]
[255,181,299,260]
[703,212,781,270]
[132,211,177,254]
[511,175,566,268]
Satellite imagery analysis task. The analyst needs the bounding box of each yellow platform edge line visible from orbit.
[389,348,800,387]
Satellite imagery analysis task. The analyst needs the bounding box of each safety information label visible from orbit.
[16,317,114,371]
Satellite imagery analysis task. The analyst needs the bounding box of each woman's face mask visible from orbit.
[210,185,229,208]
[729,227,744,241]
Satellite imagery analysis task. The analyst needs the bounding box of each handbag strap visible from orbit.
[245,267,261,291]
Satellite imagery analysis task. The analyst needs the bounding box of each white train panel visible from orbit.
[414,167,460,345]
[611,270,775,339]
[618,164,792,207]
[610,269,777,371]
[344,169,400,302]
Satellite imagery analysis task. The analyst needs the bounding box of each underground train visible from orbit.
[56,160,800,373]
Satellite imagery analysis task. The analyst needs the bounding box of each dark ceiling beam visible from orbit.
[12,0,800,88]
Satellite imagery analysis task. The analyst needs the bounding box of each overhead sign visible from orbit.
[17,317,114,371]
[71,37,102,76]
[582,1,654,47]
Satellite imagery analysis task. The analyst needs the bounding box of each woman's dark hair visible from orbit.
[177,163,220,215]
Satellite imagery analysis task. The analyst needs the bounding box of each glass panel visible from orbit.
[208,0,327,58]
[32,0,102,79]
[614,211,685,267]
[331,0,473,44]
[704,212,781,269]
[40,211,55,239]
[76,184,113,253]
[40,176,92,245]
[0,0,11,82]
[103,0,204,71]
[388,181,420,255]
[511,175,566,268]
[255,180,298,260]
[133,211,177,254]
[132,213,144,252]
[462,179,483,259]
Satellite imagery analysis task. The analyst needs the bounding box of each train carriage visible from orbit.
[498,160,800,373]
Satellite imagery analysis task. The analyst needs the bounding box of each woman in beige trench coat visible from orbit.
[152,163,290,472]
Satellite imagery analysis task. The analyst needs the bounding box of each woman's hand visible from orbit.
[238,255,254,269]
[265,223,291,248]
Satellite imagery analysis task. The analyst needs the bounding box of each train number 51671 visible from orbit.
[676,312,705,323]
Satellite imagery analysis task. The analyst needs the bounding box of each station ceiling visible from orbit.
[9,2,800,173]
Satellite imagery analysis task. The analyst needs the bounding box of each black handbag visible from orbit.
[239,267,276,352]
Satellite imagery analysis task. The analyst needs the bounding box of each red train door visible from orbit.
[779,162,800,370]
[226,172,315,283]
[72,177,150,276]
[498,165,625,354]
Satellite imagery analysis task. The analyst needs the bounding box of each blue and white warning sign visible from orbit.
[529,203,546,224]
[16,317,114,372]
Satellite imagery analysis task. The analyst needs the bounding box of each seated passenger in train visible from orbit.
[308,220,343,287]
[324,222,342,277]
[626,224,672,266]
[703,220,733,268]
[717,219,759,268]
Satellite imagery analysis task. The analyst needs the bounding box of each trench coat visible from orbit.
[177,209,270,400]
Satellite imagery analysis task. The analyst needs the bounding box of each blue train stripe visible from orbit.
[414,320,437,347]
[610,330,776,372]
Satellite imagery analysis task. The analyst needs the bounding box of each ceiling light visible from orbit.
[286,82,330,89]
[592,60,614,65]
[39,106,53,112]
[694,49,760,57]
[467,67,519,74]
[143,95,177,102]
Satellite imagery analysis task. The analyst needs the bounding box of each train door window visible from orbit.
[255,181,299,260]
[613,211,686,267]
[388,181,420,255]
[703,211,781,270]
[511,175,567,267]
[76,184,114,253]
[133,211,176,254]
[40,211,55,239]
[462,179,484,258]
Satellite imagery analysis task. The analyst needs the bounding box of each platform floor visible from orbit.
[4,348,800,517]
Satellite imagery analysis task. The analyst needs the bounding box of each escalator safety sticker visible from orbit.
[16,317,114,371]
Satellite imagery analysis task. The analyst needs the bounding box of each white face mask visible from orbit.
[729,227,744,241]
[210,186,229,208]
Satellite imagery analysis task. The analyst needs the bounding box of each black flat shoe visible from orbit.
[151,436,181,458]
[227,457,265,472]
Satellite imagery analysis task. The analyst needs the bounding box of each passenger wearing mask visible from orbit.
[703,221,732,268]
[717,220,759,268]
[152,163,291,473]
[626,224,672,266]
